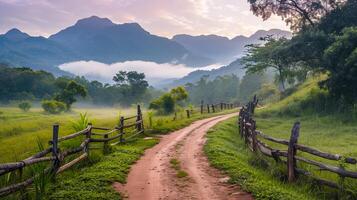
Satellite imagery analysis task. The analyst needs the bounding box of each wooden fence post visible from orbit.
[211,104,215,113]
[287,122,300,182]
[103,133,109,154]
[200,100,204,114]
[119,117,125,143]
[221,103,223,110]
[186,110,190,118]
[86,123,92,155]
[207,104,210,113]
[51,124,60,178]
[136,105,142,132]
[251,119,257,152]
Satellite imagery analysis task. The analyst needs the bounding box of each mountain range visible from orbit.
[172,29,291,64]
[0,16,291,82]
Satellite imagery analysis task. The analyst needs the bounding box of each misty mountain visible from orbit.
[166,59,245,88]
[0,28,77,74]
[172,29,291,64]
[0,16,213,75]
[49,16,212,67]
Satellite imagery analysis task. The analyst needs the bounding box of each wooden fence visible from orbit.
[0,102,239,197]
[238,96,357,189]
[0,105,144,197]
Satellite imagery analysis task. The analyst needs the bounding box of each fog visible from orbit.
[59,60,221,86]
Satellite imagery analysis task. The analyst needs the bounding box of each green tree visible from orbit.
[248,0,344,31]
[242,37,303,91]
[113,71,149,105]
[54,81,87,110]
[322,27,357,104]
[18,101,31,112]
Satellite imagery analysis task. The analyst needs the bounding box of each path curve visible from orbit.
[114,113,253,200]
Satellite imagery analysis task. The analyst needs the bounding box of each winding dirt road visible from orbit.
[114,113,253,200]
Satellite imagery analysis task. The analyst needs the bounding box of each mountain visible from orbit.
[0,16,213,75]
[165,59,245,88]
[49,16,212,67]
[172,29,291,64]
[0,29,77,74]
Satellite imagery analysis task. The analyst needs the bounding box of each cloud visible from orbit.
[0,0,289,38]
[59,60,221,85]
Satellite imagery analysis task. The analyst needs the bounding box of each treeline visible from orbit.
[243,0,357,109]
[0,64,159,107]
[184,73,271,105]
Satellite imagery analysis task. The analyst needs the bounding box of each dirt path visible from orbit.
[114,113,253,200]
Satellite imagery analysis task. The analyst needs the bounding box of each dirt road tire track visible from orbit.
[114,113,253,200]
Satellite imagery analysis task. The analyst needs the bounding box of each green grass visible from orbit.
[0,104,237,199]
[204,118,318,200]
[48,137,158,200]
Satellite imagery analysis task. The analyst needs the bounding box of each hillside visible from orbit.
[166,59,245,88]
[172,29,291,64]
[0,16,213,75]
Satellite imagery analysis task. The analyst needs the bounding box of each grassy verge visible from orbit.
[204,117,318,200]
[0,106,237,199]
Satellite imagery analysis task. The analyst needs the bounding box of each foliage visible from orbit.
[112,71,149,105]
[242,37,307,91]
[41,100,66,114]
[71,113,90,132]
[18,101,31,112]
[0,66,155,107]
[205,118,315,200]
[248,0,344,31]
[185,74,240,105]
[54,81,87,110]
[149,86,188,114]
[322,27,357,104]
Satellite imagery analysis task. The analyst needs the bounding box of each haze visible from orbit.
[0,0,288,38]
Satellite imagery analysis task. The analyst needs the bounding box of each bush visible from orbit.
[149,93,175,114]
[18,101,31,112]
[41,100,66,114]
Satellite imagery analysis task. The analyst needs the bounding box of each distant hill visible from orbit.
[49,16,212,67]
[165,59,245,88]
[0,16,213,75]
[172,29,291,64]
[0,28,77,74]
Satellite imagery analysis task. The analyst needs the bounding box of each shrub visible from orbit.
[41,100,66,114]
[18,101,31,112]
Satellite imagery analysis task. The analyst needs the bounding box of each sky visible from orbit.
[0,0,289,38]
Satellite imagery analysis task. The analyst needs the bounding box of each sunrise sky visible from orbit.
[0,0,289,38]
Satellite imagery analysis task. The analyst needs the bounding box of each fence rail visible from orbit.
[0,101,239,197]
[0,105,144,197]
[238,96,357,190]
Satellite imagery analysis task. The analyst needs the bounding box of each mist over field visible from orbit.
[59,60,222,86]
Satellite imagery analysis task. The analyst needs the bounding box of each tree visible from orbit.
[54,81,87,110]
[248,0,345,31]
[242,37,303,91]
[321,27,357,104]
[113,71,149,105]
[18,101,31,112]
[170,86,188,102]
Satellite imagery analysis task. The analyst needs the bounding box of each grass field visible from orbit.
[0,104,237,199]
[204,76,357,199]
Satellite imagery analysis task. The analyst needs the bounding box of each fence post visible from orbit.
[103,133,109,154]
[207,104,210,113]
[85,123,92,155]
[251,119,257,152]
[119,117,125,143]
[221,103,223,110]
[186,110,190,118]
[200,100,204,114]
[136,105,142,132]
[287,122,300,182]
[211,104,215,113]
[51,124,60,179]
